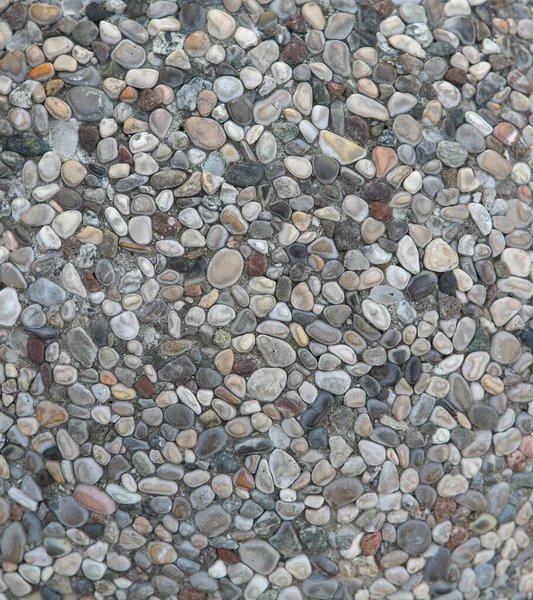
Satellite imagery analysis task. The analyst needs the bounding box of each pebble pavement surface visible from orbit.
[0,0,532,599]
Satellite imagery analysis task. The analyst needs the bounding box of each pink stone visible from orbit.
[74,484,116,515]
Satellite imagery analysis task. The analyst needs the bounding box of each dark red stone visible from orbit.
[84,271,100,292]
[247,254,268,276]
[40,363,52,386]
[280,38,307,65]
[179,588,205,600]
[369,202,392,222]
[233,467,255,490]
[361,532,382,555]
[233,359,257,377]
[446,526,468,549]
[274,395,306,417]
[445,68,467,86]
[119,144,134,165]
[152,212,181,236]
[78,125,100,153]
[138,89,162,112]
[134,376,155,398]
[327,82,345,99]
[27,338,45,364]
[217,548,240,563]
[345,115,370,146]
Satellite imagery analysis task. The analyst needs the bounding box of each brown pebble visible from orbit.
[247,254,268,276]
[138,89,162,112]
[134,376,155,398]
[361,532,382,555]
[445,68,467,86]
[369,202,392,222]
[197,89,217,117]
[184,32,211,57]
[27,338,45,364]
[78,125,100,153]
[280,38,307,65]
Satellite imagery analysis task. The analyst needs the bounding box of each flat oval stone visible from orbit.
[165,404,195,428]
[195,427,228,459]
[323,477,363,506]
[74,485,116,515]
[67,87,113,121]
[195,504,231,536]
[239,539,280,575]
[112,40,146,69]
[185,117,226,150]
[300,392,334,430]
[396,520,431,555]
[207,249,244,288]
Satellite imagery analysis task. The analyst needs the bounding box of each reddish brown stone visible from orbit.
[119,144,133,165]
[152,212,181,236]
[507,450,526,472]
[134,376,155,398]
[233,467,255,490]
[433,497,457,522]
[185,284,203,297]
[40,363,52,387]
[197,90,217,117]
[247,254,268,276]
[280,38,307,65]
[217,548,240,564]
[274,395,306,417]
[138,89,162,112]
[445,68,467,86]
[84,271,100,293]
[179,587,205,600]
[361,532,382,555]
[10,504,24,521]
[446,526,469,549]
[327,82,345,99]
[232,359,257,377]
[286,15,306,32]
[27,338,45,364]
[61,237,78,261]
[369,202,392,222]
[78,125,100,153]
[214,387,240,406]
[345,115,370,146]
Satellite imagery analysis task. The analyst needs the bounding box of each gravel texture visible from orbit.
[0,0,532,599]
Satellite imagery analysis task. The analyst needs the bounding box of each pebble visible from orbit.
[0,2,529,598]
